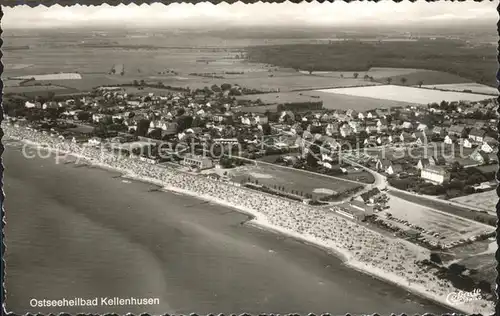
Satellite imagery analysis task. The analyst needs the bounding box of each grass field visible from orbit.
[4,85,77,97]
[381,195,494,245]
[317,85,494,105]
[380,70,473,86]
[451,190,498,213]
[230,163,363,199]
[421,83,499,95]
[236,89,418,111]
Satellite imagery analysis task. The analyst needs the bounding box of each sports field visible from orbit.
[230,163,363,199]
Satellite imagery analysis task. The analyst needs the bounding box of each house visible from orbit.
[401,121,413,130]
[481,139,498,153]
[399,132,413,143]
[346,109,358,119]
[340,124,353,138]
[416,157,435,170]
[469,148,490,165]
[420,165,450,184]
[459,138,473,149]
[182,154,214,170]
[387,164,403,175]
[468,128,486,143]
[377,135,392,146]
[416,123,428,132]
[444,135,457,145]
[448,124,467,137]
[325,123,339,136]
[358,112,365,120]
[432,126,446,136]
[348,121,362,133]
[375,159,392,172]
[365,125,378,134]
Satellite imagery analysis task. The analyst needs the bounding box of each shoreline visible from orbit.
[3,126,494,315]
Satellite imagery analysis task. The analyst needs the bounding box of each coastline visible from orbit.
[4,126,494,315]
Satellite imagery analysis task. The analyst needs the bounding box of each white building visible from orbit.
[182,154,214,170]
[420,165,450,184]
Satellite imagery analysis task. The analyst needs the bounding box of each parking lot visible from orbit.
[377,194,494,249]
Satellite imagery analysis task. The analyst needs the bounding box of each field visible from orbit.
[317,85,495,105]
[380,195,494,245]
[9,73,82,80]
[3,85,78,97]
[421,83,499,96]
[236,89,417,111]
[229,163,363,199]
[451,190,498,214]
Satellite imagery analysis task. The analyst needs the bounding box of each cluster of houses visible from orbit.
[15,82,499,190]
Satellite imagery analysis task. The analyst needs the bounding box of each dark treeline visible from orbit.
[246,40,496,86]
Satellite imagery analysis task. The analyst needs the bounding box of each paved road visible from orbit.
[3,145,451,315]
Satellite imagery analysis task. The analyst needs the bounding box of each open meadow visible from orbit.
[421,83,499,96]
[236,89,417,111]
[317,85,495,105]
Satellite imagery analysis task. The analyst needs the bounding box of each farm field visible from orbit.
[451,190,498,214]
[421,83,499,96]
[236,89,416,111]
[381,195,494,245]
[378,70,473,86]
[9,73,82,80]
[229,163,363,199]
[317,85,494,105]
[3,85,78,97]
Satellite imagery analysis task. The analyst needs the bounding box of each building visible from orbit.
[448,124,466,137]
[387,164,403,175]
[468,128,486,143]
[420,165,450,184]
[416,157,435,170]
[182,154,214,170]
[213,138,240,145]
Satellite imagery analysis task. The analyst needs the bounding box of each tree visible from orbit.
[261,123,271,135]
[221,83,232,91]
[353,73,359,79]
[133,80,139,86]
[386,78,393,84]
[400,77,407,85]
[417,80,424,88]
[135,119,151,137]
[76,111,92,122]
[430,253,442,264]
[363,74,370,81]
[340,74,344,78]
